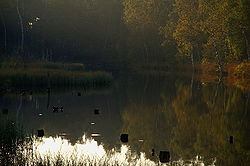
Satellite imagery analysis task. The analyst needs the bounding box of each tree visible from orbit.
[16,0,24,54]
[123,0,175,64]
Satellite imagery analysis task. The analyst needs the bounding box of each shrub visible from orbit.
[233,63,250,79]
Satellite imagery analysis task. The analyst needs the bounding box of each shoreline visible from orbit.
[0,62,113,89]
[129,62,250,91]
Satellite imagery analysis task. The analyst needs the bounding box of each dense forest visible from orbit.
[0,0,249,71]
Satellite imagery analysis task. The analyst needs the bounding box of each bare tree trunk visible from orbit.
[16,95,23,124]
[218,60,222,73]
[47,73,51,110]
[190,72,194,96]
[213,40,223,76]
[245,93,249,116]
[215,49,223,76]
[218,60,223,76]
[144,42,149,64]
[0,11,7,53]
[16,0,24,53]
[102,12,109,52]
[191,53,194,71]
[191,46,195,73]
[227,35,233,58]
[212,78,222,108]
[241,93,249,125]
[243,30,250,61]
[142,27,150,64]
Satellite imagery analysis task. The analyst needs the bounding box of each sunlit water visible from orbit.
[1,73,250,165]
[17,135,211,166]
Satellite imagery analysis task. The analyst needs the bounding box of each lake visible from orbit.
[1,72,249,165]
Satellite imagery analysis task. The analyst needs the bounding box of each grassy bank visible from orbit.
[0,62,85,71]
[0,62,112,89]
[130,62,250,91]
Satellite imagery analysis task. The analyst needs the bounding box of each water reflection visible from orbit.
[122,75,250,165]
[1,73,250,165]
[0,87,121,145]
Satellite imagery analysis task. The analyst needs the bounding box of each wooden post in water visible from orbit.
[159,151,170,163]
[2,108,8,115]
[37,129,44,137]
[120,134,128,143]
[229,136,234,144]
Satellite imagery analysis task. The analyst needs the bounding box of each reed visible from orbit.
[0,62,85,71]
[0,68,112,88]
[0,117,25,165]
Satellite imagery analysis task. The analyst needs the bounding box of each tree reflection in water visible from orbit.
[121,80,250,166]
[1,74,249,165]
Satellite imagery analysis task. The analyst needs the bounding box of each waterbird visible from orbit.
[35,17,40,21]
[53,106,59,112]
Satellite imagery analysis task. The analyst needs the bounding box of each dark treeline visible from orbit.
[0,0,249,69]
[0,0,124,64]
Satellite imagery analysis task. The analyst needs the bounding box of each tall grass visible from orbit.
[0,69,112,87]
[0,116,25,165]
[0,62,85,71]
[0,63,112,87]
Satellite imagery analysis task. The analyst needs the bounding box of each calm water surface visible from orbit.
[1,73,249,165]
